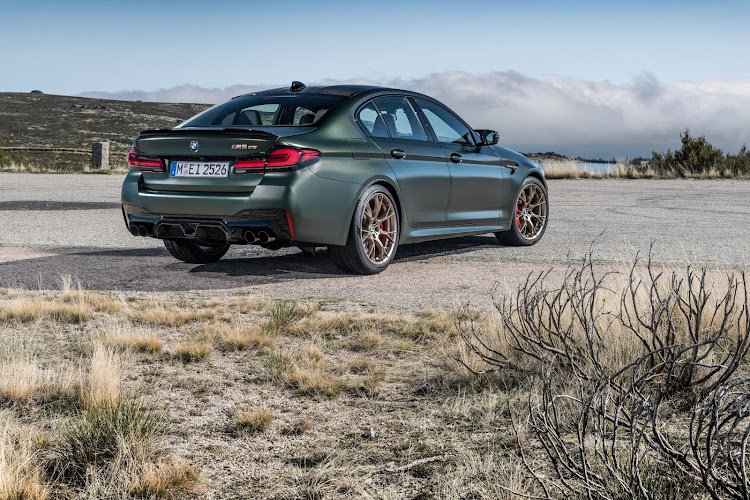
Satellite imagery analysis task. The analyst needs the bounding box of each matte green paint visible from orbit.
[121,86,546,247]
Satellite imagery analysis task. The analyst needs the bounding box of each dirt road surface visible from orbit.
[1,173,748,311]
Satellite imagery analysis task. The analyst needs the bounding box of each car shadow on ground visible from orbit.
[0,235,501,292]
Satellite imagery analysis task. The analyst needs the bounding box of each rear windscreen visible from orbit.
[178,94,348,128]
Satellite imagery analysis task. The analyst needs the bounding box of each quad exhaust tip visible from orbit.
[130,225,149,237]
[244,230,258,244]
[257,231,275,244]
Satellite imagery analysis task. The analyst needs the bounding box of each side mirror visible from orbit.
[476,129,499,146]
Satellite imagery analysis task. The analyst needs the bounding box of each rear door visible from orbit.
[358,96,449,228]
[412,98,505,225]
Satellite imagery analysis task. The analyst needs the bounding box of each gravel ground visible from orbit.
[0,173,748,311]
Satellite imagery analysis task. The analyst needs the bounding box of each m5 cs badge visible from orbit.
[231,144,258,150]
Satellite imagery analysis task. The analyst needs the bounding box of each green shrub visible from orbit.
[650,129,750,177]
[725,144,750,175]
[50,398,165,484]
[264,300,300,333]
[0,149,24,167]
[651,129,725,176]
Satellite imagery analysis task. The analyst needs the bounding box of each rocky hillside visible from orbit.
[0,92,210,171]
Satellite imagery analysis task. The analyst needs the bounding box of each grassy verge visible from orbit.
[539,158,750,179]
[0,263,746,498]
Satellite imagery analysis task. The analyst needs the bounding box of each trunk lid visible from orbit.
[134,128,281,193]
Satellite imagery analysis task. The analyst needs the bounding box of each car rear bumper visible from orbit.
[121,168,360,246]
[123,205,292,245]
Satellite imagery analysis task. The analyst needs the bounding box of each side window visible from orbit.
[413,99,473,145]
[372,96,426,141]
[357,101,389,138]
[234,104,278,126]
[293,106,316,125]
[218,112,236,126]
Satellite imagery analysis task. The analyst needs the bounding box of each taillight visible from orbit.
[128,148,164,171]
[234,148,320,173]
[234,158,266,169]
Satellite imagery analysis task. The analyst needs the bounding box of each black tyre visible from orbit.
[495,177,548,246]
[329,185,399,275]
[163,239,230,264]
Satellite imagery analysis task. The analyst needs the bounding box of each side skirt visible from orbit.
[399,221,513,244]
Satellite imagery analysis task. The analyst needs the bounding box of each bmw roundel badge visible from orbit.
[189,140,199,152]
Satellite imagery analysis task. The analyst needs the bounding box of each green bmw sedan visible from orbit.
[121,82,548,274]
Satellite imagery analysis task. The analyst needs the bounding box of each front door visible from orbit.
[412,98,505,225]
[359,97,450,228]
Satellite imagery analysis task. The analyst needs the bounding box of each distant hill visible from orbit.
[0,92,209,171]
[0,92,627,172]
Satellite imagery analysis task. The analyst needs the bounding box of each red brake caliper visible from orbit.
[516,201,523,229]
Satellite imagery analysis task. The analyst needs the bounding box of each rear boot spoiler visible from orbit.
[137,128,280,139]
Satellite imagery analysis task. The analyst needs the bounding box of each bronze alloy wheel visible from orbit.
[515,182,547,240]
[360,192,398,264]
[328,185,401,275]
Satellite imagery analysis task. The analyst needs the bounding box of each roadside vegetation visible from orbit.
[0,254,747,498]
[650,129,750,177]
[455,249,750,499]
[538,129,750,179]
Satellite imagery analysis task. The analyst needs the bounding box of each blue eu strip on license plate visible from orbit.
[170,162,177,176]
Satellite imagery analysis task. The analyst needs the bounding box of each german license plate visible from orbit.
[170,161,229,177]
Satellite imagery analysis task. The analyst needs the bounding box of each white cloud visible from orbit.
[80,72,750,157]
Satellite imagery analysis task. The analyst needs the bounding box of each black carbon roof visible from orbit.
[249,84,383,98]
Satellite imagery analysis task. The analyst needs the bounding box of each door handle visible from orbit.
[390,148,406,159]
[450,153,463,163]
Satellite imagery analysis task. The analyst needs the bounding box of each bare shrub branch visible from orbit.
[458,246,750,499]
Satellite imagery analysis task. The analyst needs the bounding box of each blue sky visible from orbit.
[2,0,749,156]
[2,0,749,94]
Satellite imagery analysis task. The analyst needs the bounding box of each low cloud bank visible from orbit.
[81,72,750,157]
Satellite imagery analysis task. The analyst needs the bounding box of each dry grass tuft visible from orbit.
[0,279,124,324]
[436,450,535,499]
[127,460,201,497]
[230,406,273,434]
[288,365,349,398]
[2,296,92,324]
[174,342,212,363]
[262,350,294,382]
[84,345,121,407]
[102,326,163,354]
[51,398,167,487]
[345,327,386,352]
[0,412,48,500]
[205,322,276,351]
[261,345,357,398]
[0,355,80,405]
[266,455,361,500]
[263,300,302,334]
[343,356,376,375]
[282,417,312,436]
[295,310,453,347]
[127,303,215,327]
[0,356,41,403]
[59,275,123,314]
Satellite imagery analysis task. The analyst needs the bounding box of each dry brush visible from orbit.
[457,247,750,499]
